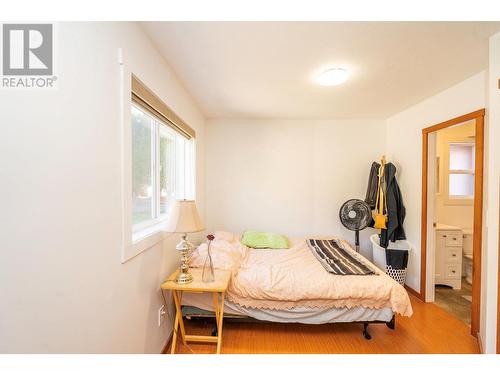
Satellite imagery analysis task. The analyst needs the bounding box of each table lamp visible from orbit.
[165,199,205,284]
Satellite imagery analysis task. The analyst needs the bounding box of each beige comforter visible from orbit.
[190,232,413,317]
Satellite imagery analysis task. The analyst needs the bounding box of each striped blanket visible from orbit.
[306,239,376,276]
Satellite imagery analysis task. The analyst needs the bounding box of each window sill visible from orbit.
[122,221,167,263]
[133,221,166,243]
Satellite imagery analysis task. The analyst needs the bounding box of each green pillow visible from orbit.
[241,231,289,249]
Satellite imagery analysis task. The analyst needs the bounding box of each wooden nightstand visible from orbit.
[160,268,231,354]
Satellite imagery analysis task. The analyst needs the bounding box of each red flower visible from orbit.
[207,234,215,241]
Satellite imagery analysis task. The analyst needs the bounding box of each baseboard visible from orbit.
[477,331,484,354]
[161,330,173,354]
[404,285,424,301]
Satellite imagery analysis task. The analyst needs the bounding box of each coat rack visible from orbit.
[379,155,387,180]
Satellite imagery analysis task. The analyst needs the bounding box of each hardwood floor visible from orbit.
[165,295,479,354]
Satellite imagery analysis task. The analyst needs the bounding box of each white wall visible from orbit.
[0,22,205,353]
[385,71,486,293]
[205,119,386,259]
[483,31,500,354]
[387,66,500,355]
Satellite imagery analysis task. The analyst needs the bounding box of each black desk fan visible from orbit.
[339,199,372,252]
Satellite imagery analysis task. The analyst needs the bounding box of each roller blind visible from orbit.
[131,74,196,139]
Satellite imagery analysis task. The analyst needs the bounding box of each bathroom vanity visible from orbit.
[435,224,463,289]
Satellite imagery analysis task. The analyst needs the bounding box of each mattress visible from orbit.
[189,232,413,317]
[181,290,394,324]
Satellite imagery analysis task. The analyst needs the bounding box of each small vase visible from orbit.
[202,243,215,283]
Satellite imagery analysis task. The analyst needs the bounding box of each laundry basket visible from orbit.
[370,234,411,285]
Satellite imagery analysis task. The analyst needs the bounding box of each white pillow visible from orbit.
[190,240,245,271]
[213,231,236,243]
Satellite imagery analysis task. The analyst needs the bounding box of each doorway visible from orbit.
[420,109,485,338]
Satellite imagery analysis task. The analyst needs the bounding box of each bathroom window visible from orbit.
[448,143,475,199]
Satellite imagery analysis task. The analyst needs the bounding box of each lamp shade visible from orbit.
[165,200,205,233]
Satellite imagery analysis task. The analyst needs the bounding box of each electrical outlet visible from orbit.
[158,305,166,327]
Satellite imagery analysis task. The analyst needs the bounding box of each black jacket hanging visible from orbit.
[379,163,406,247]
[365,162,406,248]
[364,162,380,210]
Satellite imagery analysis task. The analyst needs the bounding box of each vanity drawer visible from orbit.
[444,232,463,247]
[445,247,462,263]
[445,263,461,279]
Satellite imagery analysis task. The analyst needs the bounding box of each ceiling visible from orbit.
[141,22,500,119]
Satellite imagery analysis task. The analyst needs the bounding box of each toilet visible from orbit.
[462,230,473,284]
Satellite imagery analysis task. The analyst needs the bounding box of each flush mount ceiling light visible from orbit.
[317,68,349,86]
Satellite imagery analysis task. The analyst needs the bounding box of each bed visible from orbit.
[186,231,413,339]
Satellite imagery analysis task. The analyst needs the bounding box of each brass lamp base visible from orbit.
[175,271,194,284]
[174,233,194,284]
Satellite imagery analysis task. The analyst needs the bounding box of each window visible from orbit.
[448,143,475,198]
[131,104,195,233]
[132,106,154,225]
[123,75,197,262]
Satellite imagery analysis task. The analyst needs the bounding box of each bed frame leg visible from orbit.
[386,315,395,330]
[362,323,372,340]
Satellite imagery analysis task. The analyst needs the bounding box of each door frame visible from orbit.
[497,187,500,353]
[420,108,485,338]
